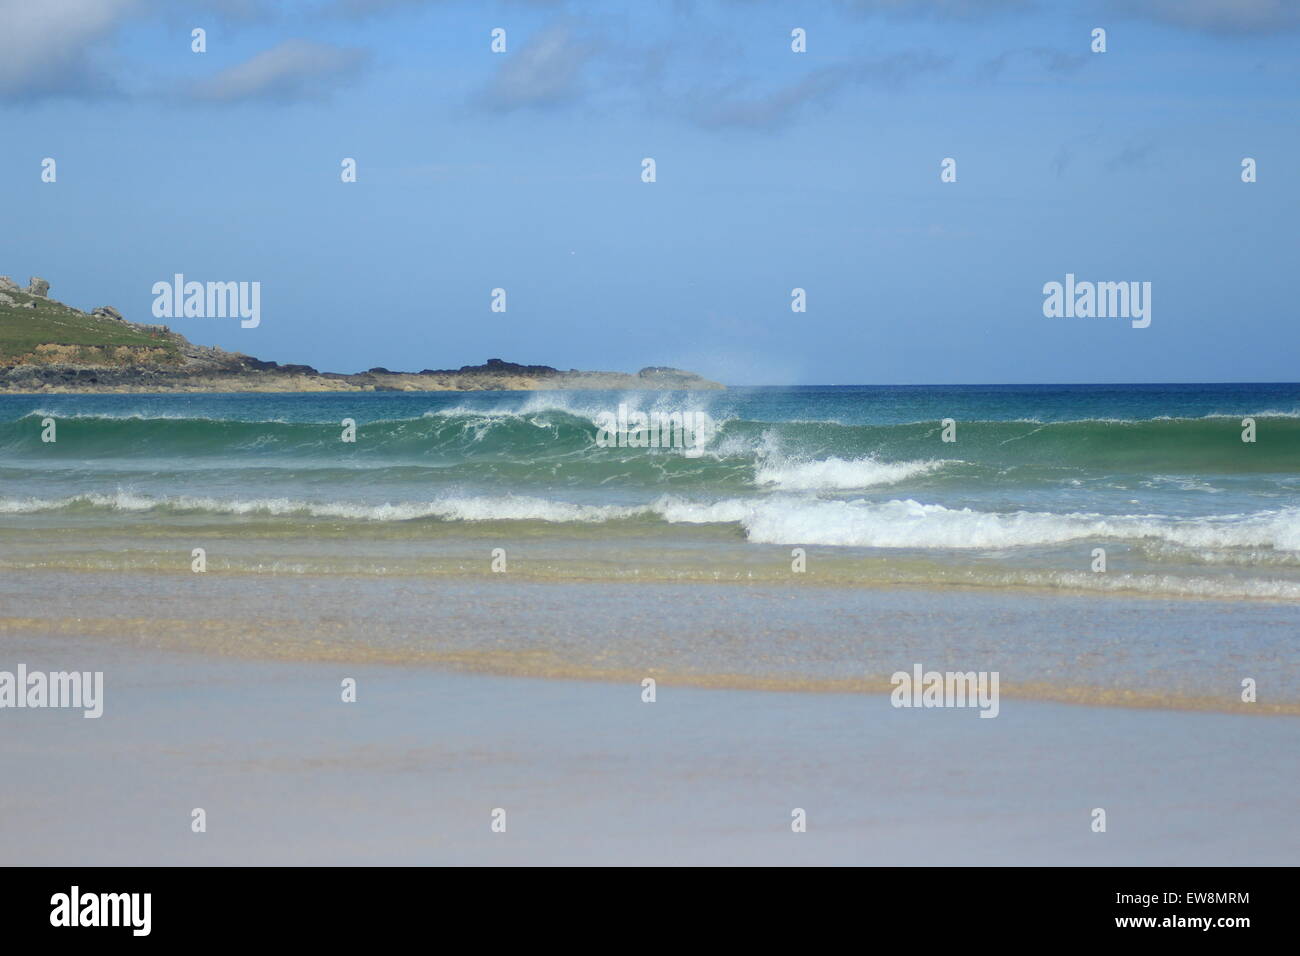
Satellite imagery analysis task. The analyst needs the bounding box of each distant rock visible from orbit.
[636,366,709,387]
[0,276,18,292]
[26,277,50,297]
[236,358,316,375]
[417,358,562,377]
[91,306,125,322]
[0,292,14,307]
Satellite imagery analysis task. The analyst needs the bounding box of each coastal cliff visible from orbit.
[0,276,723,393]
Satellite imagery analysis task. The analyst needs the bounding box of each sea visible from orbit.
[1,383,1297,709]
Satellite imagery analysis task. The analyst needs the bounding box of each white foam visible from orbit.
[1002,570,1300,601]
[754,455,948,491]
[14,409,288,423]
[421,391,737,428]
[5,492,1300,554]
[736,497,1300,551]
[0,491,642,523]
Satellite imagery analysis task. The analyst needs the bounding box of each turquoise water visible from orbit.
[1,384,1298,598]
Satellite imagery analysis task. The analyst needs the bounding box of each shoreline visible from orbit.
[3,547,1295,604]
[5,612,1294,715]
[0,373,726,395]
[0,376,727,395]
[4,615,1292,716]
[2,567,1295,716]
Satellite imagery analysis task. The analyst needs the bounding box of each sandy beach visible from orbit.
[2,610,1297,867]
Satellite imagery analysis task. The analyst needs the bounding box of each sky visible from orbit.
[1,0,1297,385]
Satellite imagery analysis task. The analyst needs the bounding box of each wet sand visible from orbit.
[2,567,1296,710]
[2,630,1297,866]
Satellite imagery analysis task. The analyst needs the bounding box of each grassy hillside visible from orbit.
[0,289,179,364]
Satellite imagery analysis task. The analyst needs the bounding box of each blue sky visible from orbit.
[1,0,1297,385]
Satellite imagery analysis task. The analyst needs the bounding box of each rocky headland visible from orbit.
[0,276,723,393]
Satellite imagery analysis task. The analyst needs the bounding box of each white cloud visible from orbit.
[190,38,368,103]
[476,22,599,111]
[0,0,139,100]
[1114,0,1300,33]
